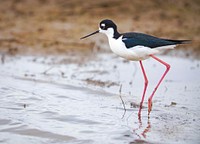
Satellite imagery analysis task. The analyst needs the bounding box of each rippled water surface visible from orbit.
[0,54,200,144]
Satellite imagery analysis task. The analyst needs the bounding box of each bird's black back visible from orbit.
[122,32,190,48]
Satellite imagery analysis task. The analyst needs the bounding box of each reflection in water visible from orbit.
[120,84,151,140]
[141,118,151,138]
[132,113,152,140]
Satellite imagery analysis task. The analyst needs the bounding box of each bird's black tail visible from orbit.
[163,39,192,44]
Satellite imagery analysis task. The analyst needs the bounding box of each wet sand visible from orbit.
[0,0,200,144]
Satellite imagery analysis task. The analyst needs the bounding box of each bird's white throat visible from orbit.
[99,27,114,38]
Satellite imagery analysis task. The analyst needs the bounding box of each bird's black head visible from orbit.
[99,19,117,31]
[80,19,120,39]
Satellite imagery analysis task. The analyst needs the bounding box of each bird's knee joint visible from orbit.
[166,64,170,70]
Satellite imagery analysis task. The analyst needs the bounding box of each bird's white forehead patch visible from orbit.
[101,23,105,27]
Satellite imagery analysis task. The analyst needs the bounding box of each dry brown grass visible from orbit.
[0,0,199,57]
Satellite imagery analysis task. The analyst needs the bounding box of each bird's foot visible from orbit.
[148,99,152,116]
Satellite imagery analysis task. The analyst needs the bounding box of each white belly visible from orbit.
[108,36,159,61]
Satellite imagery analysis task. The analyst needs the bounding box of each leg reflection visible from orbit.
[141,117,151,138]
[133,114,151,139]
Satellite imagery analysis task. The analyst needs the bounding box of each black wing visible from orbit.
[122,32,190,48]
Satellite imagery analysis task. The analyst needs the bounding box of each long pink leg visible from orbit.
[138,60,148,116]
[148,55,170,115]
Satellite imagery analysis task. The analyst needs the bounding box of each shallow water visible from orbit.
[0,53,200,144]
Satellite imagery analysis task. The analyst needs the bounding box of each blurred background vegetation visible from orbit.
[0,0,199,57]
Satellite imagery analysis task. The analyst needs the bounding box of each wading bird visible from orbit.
[81,19,190,116]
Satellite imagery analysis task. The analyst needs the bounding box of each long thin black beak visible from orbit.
[80,30,99,39]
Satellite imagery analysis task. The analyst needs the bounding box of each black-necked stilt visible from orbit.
[81,19,190,116]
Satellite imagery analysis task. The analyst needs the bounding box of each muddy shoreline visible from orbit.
[0,54,200,144]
